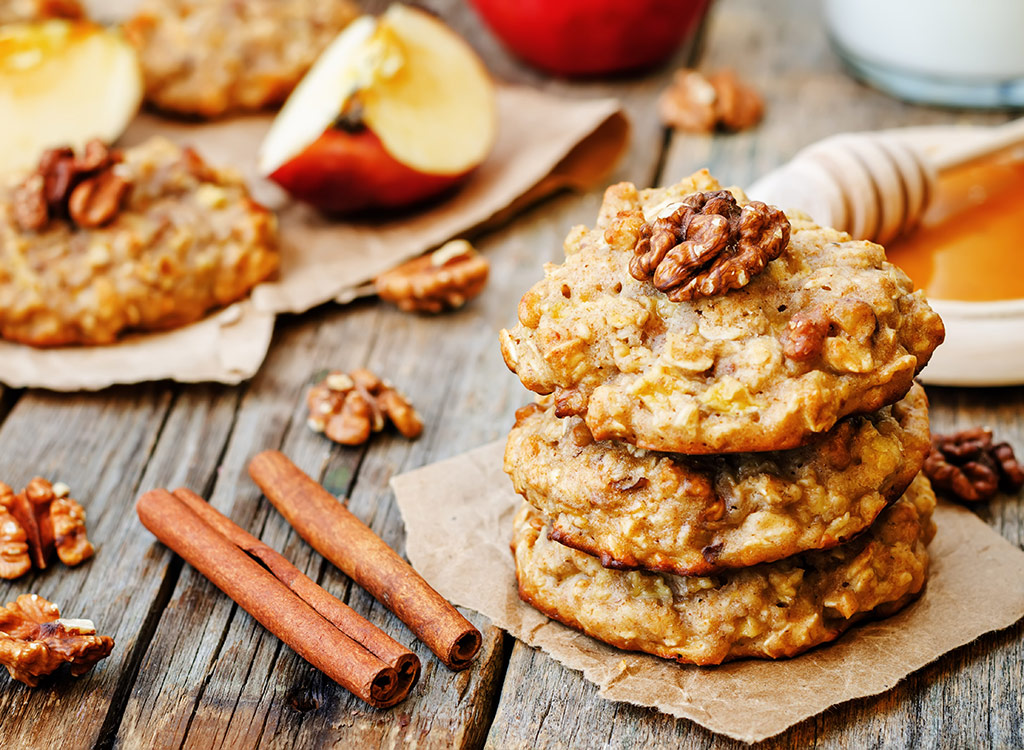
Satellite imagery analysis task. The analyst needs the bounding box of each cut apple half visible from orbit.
[259,4,497,214]
[0,20,142,174]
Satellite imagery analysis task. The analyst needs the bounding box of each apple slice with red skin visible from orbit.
[260,5,496,215]
[267,128,469,214]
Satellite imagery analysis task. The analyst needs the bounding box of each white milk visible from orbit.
[823,0,1024,106]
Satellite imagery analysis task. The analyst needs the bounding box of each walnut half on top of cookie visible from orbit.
[0,137,278,347]
[499,170,944,454]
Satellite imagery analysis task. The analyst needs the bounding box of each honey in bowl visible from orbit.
[886,158,1024,302]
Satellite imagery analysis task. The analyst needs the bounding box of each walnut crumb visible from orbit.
[0,594,114,687]
[658,68,764,133]
[375,239,489,313]
[629,190,790,301]
[307,368,423,446]
[0,479,94,579]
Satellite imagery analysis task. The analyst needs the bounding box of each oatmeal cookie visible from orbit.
[512,473,936,665]
[0,137,278,347]
[123,0,359,118]
[499,170,944,454]
[505,383,930,576]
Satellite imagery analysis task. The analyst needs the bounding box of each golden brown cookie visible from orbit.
[0,137,278,347]
[512,473,936,665]
[123,0,358,118]
[499,170,944,454]
[505,383,930,576]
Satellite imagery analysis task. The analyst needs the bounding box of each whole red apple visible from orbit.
[469,0,710,76]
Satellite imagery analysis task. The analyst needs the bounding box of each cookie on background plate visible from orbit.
[499,170,944,454]
[123,0,359,118]
[0,137,278,347]
[505,382,931,576]
[512,473,936,666]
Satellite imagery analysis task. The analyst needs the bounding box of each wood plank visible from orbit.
[114,309,378,748]
[111,0,684,745]
[0,385,168,744]
[0,382,240,748]
[485,0,1024,747]
[115,300,514,748]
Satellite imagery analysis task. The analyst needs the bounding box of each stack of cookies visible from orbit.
[499,171,946,664]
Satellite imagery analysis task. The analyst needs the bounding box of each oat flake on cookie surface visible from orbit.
[499,170,945,454]
[512,473,936,665]
[505,383,930,576]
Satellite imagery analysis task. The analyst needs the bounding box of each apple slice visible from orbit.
[259,4,497,214]
[0,20,142,174]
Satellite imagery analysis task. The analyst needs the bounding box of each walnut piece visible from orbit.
[12,140,129,232]
[0,594,114,687]
[375,240,490,314]
[0,479,94,579]
[783,305,830,361]
[68,170,132,229]
[307,368,423,446]
[629,190,790,301]
[0,484,31,581]
[924,427,1024,503]
[658,68,764,133]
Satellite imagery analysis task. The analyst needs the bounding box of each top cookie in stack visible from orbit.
[500,169,944,455]
[499,171,945,665]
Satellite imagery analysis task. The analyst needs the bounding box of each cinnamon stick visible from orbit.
[136,488,414,708]
[171,488,420,689]
[248,450,482,670]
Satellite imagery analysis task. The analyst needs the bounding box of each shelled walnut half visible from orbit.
[307,368,423,446]
[375,239,490,313]
[0,484,30,580]
[0,478,94,579]
[629,190,790,301]
[12,140,131,232]
[658,68,764,133]
[0,594,114,686]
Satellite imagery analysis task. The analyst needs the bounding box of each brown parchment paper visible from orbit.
[0,88,627,391]
[0,302,274,391]
[391,441,1024,744]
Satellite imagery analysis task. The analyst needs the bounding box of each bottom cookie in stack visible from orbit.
[511,474,936,665]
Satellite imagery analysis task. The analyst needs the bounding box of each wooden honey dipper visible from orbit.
[747,116,1024,245]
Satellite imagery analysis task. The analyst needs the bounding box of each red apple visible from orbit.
[0,20,142,173]
[469,0,710,77]
[259,5,497,215]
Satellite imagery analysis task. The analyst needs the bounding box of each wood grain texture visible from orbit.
[0,0,1021,747]
[484,1,1024,748]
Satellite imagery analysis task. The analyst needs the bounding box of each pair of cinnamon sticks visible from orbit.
[136,450,481,708]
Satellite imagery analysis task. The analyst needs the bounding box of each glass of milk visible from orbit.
[823,0,1024,108]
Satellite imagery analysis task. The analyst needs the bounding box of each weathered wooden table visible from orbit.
[2,0,1022,747]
